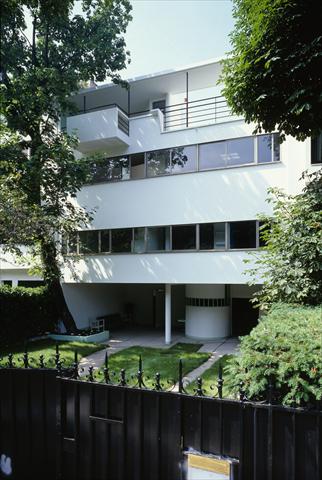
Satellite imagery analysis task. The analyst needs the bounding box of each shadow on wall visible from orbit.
[77,156,285,229]
[61,282,186,330]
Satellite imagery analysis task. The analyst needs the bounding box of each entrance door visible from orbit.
[231,298,259,336]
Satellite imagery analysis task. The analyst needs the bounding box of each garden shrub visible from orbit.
[225,304,322,406]
[0,285,57,347]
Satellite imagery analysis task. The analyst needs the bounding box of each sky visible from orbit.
[24,0,235,80]
[122,0,234,79]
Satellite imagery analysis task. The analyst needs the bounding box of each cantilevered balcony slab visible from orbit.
[67,105,130,153]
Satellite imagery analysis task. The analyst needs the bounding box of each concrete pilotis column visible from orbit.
[165,284,172,345]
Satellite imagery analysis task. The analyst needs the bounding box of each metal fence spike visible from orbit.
[88,366,94,382]
[104,351,110,383]
[178,359,184,394]
[39,354,45,369]
[217,363,223,399]
[120,368,127,386]
[196,377,204,396]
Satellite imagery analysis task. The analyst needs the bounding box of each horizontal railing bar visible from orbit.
[163,95,224,109]
[164,100,227,115]
[164,106,220,121]
[164,117,231,129]
[164,114,231,127]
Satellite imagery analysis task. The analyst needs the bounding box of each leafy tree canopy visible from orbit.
[0,0,132,330]
[247,170,322,308]
[221,0,322,140]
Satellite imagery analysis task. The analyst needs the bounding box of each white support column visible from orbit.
[165,283,172,345]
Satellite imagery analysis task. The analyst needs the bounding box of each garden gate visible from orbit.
[0,362,320,479]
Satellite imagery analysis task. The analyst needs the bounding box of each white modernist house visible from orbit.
[1,59,321,342]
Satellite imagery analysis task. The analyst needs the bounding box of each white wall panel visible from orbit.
[62,251,262,285]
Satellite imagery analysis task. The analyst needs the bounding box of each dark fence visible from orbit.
[0,351,321,480]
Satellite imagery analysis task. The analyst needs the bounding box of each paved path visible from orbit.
[79,329,239,377]
[173,338,240,391]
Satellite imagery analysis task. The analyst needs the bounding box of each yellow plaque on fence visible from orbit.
[186,453,231,480]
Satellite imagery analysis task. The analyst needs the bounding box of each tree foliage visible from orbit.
[221,0,322,140]
[0,285,57,347]
[225,304,322,406]
[0,0,132,330]
[247,170,322,308]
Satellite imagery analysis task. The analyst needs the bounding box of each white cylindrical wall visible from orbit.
[185,284,230,340]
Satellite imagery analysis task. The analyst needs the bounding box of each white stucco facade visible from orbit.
[2,59,321,339]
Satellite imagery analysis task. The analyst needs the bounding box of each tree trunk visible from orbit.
[40,237,78,333]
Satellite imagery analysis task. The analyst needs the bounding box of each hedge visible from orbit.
[225,303,322,407]
[0,285,57,347]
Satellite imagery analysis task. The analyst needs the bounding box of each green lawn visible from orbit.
[94,343,210,388]
[185,354,234,397]
[0,339,104,368]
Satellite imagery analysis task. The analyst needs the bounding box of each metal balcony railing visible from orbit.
[163,95,234,131]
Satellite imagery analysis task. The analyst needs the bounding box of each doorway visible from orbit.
[231,298,259,336]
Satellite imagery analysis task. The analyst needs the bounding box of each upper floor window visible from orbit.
[229,221,257,249]
[147,149,171,177]
[111,228,132,253]
[88,133,280,185]
[147,226,170,251]
[311,133,322,164]
[131,153,145,179]
[152,99,166,113]
[91,156,130,183]
[258,133,280,163]
[79,231,99,254]
[171,145,197,174]
[200,223,226,249]
[172,225,196,250]
[65,220,265,256]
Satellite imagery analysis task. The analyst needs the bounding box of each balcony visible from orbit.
[66,104,130,153]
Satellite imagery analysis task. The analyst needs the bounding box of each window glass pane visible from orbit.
[229,221,256,249]
[171,145,197,174]
[68,232,78,254]
[152,99,166,113]
[147,149,171,177]
[111,229,132,253]
[227,137,254,166]
[106,157,130,181]
[172,225,196,250]
[200,224,214,249]
[147,227,170,251]
[311,133,322,164]
[214,223,226,248]
[90,159,109,183]
[199,141,226,170]
[133,228,145,253]
[258,135,272,163]
[79,231,99,254]
[200,223,226,249]
[91,156,129,182]
[273,133,280,162]
[100,230,110,253]
[130,153,145,179]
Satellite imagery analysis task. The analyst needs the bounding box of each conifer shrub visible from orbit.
[225,304,322,406]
